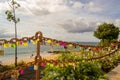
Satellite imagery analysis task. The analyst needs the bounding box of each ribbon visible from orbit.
[47,40,52,44]
[22,42,28,47]
[11,44,16,48]
[28,40,31,43]
[32,40,37,44]
[3,43,8,48]
[20,69,25,75]
[16,41,19,46]
[20,40,23,45]
[29,66,34,70]
[68,44,73,47]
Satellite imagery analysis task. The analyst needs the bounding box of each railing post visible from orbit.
[35,31,42,80]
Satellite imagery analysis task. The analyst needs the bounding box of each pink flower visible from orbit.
[41,63,46,67]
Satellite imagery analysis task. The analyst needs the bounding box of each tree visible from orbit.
[5,0,20,67]
[94,23,119,46]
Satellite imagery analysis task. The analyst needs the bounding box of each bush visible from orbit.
[41,62,106,80]
[17,60,25,66]
[57,52,82,60]
[100,57,120,73]
[0,61,25,73]
[0,64,15,72]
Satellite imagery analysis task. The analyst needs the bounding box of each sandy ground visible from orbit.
[2,53,61,65]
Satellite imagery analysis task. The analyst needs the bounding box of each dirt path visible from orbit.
[107,65,120,80]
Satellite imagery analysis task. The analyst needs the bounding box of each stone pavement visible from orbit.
[107,65,120,80]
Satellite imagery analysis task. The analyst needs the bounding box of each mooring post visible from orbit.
[35,31,42,80]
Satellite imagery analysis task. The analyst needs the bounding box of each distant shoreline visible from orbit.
[2,52,59,65]
[0,42,98,65]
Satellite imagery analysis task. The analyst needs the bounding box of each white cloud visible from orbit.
[73,1,84,8]
[115,19,120,27]
[85,1,103,12]
[0,1,10,12]
[0,29,14,39]
[0,0,120,41]
[60,18,98,33]
[0,0,71,15]
[16,0,71,16]
[0,0,103,16]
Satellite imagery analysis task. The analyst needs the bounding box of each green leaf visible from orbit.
[17,4,20,7]
[17,18,20,22]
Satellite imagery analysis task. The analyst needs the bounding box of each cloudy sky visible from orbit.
[0,0,120,42]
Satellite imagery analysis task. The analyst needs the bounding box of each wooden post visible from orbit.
[35,31,42,80]
[0,40,6,56]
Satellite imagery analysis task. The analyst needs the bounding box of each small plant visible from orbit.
[100,56,120,73]
[57,52,82,60]
[0,64,15,72]
[0,61,25,73]
[17,60,25,66]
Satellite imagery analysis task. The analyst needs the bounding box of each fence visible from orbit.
[0,31,120,80]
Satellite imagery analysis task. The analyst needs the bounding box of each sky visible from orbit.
[0,0,120,42]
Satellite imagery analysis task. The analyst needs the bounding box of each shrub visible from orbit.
[0,64,15,72]
[41,62,106,80]
[100,57,120,73]
[17,60,25,66]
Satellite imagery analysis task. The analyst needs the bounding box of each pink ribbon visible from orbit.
[59,42,67,47]
[20,40,23,45]
[20,69,24,75]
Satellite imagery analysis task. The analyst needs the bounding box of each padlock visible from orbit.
[34,64,38,70]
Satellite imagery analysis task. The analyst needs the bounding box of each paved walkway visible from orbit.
[107,65,120,80]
